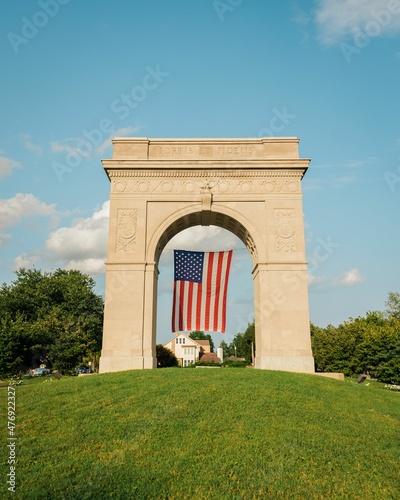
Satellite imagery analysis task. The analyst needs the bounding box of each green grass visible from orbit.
[1,369,399,499]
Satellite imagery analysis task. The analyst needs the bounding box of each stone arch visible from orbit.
[99,137,315,374]
[150,206,260,266]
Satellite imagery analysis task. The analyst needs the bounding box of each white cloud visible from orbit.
[50,137,91,159]
[51,126,140,161]
[337,267,366,285]
[315,0,400,45]
[19,134,42,155]
[64,258,106,275]
[0,193,58,245]
[308,268,366,290]
[307,273,330,292]
[0,156,21,179]
[45,201,109,275]
[14,253,40,270]
[292,5,312,26]
[331,175,357,188]
[308,273,327,286]
[95,126,140,156]
[162,226,241,264]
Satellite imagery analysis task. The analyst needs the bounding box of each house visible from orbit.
[164,333,211,367]
[195,340,211,354]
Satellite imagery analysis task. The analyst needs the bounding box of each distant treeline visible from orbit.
[311,293,400,383]
[221,292,400,384]
[1,267,399,383]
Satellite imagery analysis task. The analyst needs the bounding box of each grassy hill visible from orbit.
[1,369,399,499]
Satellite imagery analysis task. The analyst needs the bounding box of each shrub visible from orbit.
[222,359,250,368]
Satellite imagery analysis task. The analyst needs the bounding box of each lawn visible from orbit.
[1,369,399,499]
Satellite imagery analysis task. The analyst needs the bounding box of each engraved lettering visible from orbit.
[158,146,194,156]
[216,146,255,156]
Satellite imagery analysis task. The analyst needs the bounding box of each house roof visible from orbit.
[227,356,246,361]
[196,340,211,347]
[199,352,221,363]
[163,333,203,349]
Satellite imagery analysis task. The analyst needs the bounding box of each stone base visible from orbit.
[314,372,344,381]
[99,355,156,373]
[254,355,315,374]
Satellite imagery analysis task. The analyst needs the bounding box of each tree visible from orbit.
[156,344,179,368]
[386,292,400,319]
[311,311,400,383]
[189,330,215,352]
[0,268,104,375]
[220,322,255,363]
[220,340,233,359]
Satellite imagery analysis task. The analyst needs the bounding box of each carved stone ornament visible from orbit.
[275,209,296,253]
[110,172,301,195]
[116,209,138,253]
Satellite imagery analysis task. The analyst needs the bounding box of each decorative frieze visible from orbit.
[110,173,301,195]
[116,209,138,253]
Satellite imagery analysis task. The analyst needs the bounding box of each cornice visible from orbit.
[107,169,305,178]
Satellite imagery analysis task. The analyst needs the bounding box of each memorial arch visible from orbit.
[99,137,315,374]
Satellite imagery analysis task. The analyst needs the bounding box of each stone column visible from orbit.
[252,198,315,373]
[99,264,148,371]
[253,262,314,373]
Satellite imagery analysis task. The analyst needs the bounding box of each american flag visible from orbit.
[172,249,233,333]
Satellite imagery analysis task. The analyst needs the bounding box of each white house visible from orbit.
[164,333,210,367]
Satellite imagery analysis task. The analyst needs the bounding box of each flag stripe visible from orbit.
[196,283,202,331]
[187,281,193,331]
[220,250,232,332]
[171,281,177,332]
[213,252,224,331]
[205,252,214,331]
[179,280,185,331]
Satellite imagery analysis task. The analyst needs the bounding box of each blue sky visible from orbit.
[1,0,399,346]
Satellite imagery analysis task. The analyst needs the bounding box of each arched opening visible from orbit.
[156,225,254,350]
[153,210,259,266]
[153,210,257,361]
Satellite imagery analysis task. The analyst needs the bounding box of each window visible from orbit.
[182,338,185,344]
[176,338,179,344]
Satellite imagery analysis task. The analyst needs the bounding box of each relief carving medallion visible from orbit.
[116,209,138,253]
[275,209,296,253]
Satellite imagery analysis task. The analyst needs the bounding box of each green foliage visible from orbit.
[1,370,399,498]
[386,291,400,319]
[222,359,250,368]
[0,268,103,376]
[219,339,232,358]
[311,305,400,383]
[194,360,220,367]
[189,330,215,352]
[222,321,255,362]
[156,344,179,368]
